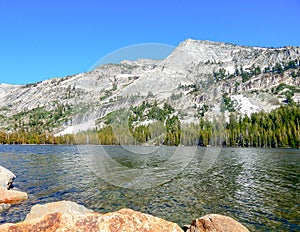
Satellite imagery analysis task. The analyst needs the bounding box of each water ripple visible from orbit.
[0,145,299,231]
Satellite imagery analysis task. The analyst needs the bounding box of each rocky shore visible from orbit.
[0,165,249,232]
[0,165,28,212]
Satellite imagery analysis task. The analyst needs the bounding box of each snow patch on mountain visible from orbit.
[231,95,260,116]
[55,120,95,136]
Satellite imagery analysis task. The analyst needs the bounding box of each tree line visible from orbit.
[0,103,299,148]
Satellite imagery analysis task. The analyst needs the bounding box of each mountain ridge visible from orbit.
[0,39,300,138]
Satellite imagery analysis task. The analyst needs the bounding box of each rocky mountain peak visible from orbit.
[0,39,299,136]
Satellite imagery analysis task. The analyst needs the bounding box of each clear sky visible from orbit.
[0,0,299,84]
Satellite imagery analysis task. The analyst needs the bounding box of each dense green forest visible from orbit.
[0,103,299,148]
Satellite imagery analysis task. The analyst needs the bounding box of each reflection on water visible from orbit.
[77,145,197,189]
[0,145,299,231]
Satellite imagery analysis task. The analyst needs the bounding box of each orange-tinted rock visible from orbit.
[85,208,183,232]
[0,188,28,204]
[0,201,184,232]
[0,201,250,232]
[25,200,93,221]
[0,213,65,232]
[185,214,249,232]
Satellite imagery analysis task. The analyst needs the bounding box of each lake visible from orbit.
[0,145,299,231]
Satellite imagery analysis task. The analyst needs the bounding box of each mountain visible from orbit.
[0,39,300,141]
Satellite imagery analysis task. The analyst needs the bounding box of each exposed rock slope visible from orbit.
[0,39,299,134]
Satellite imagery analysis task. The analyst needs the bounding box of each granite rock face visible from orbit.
[185,214,249,232]
[1,39,300,134]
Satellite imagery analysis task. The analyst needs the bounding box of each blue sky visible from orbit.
[0,0,299,84]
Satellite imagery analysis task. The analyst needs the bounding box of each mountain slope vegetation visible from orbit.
[0,39,300,147]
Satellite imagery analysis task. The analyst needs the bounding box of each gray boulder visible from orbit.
[0,166,16,190]
[0,203,10,212]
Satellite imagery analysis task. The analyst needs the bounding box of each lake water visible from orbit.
[0,145,299,231]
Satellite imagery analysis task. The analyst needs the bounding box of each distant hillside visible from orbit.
[0,39,299,146]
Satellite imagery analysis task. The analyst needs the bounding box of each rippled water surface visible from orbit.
[0,145,299,231]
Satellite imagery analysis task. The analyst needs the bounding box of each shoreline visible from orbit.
[0,200,250,232]
[0,143,298,149]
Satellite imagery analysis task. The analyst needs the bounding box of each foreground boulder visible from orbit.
[0,188,28,204]
[25,200,93,221]
[185,214,249,232]
[0,165,28,211]
[0,201,184,232]
[0,165,16,189]
[0,201,250,232]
